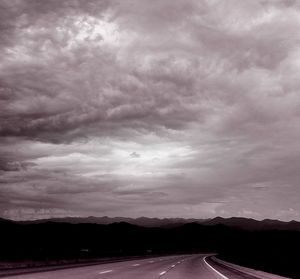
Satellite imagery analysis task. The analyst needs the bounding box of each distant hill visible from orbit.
[1,216,300,231]
[202,216,300,231]
[11,216,206,228]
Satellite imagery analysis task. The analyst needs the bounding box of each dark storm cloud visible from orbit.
[1,0,300,220]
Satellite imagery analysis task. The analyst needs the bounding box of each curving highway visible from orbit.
[1,254,288,279]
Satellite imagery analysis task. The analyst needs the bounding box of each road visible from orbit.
[1,254,287,279]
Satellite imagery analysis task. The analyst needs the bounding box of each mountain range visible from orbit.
[1,216,300,231]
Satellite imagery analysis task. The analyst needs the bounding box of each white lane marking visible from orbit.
[159,271,167,276]
[177,261,181,263]
[149,261,154,263]
[203,256,228,279]
[132,263,140,266]
[99,270,113,274]
[171,264,175,267]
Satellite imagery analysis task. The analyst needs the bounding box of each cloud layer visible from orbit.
[1,0,300,220]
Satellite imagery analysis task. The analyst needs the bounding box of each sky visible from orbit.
[0,0,300,221]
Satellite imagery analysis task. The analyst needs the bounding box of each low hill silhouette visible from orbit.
[9,216,300,231]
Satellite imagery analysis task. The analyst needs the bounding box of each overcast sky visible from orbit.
[1,0,300,221]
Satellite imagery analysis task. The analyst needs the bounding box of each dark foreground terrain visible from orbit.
[0,254,290,279]
[0,218,299,278]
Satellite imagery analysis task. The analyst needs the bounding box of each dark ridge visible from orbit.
[2,216,299,231]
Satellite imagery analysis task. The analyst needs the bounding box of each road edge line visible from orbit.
[203,256,229,279]
[99,269,113,274]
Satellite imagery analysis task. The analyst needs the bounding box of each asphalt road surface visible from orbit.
[2,254,286,279]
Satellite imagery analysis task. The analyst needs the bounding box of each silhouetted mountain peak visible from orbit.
[211,216,225,222]
[0,217,13,223]
[1,216,299,231]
